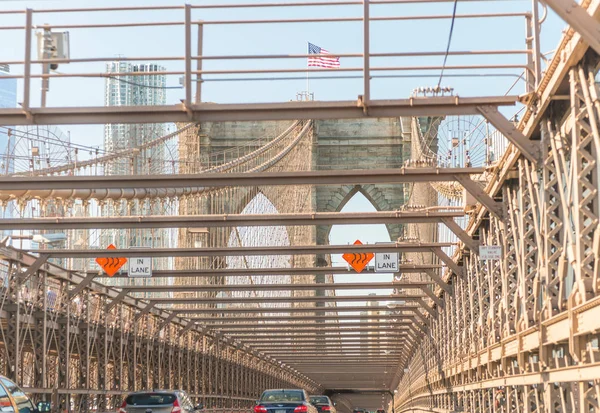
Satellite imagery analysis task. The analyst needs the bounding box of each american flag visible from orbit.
[308,42,340,68]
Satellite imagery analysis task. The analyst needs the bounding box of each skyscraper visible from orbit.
[102,62,172,294]
[104,62,167,175]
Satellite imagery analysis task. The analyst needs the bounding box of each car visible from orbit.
[254,389,318,413]
[0,375,50,412]
[376,409,385,413]
[308,396,336,413]
[118,390,203,413]
[352,409,365,413]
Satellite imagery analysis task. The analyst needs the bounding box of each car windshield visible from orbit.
[310,397,329,404]
[261,390,304,402]
[125,393,177,406]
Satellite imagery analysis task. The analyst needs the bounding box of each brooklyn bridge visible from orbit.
[0,0,598,412]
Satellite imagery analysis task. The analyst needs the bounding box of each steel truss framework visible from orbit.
[393,37,600,413]
[0,246,320,412]
[0,1,599,412]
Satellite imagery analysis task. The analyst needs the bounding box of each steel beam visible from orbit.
[220,327,411,335]
[67,272,97,298]
[150,294,424,305]
[100,264,444,278]
[439,217,479,253]
[0,211,465,231]
[205,322,416,330]
[133,302,156,321]
[542,0,600,55]
[0,96,518,126]
[0,167,484,191]
[167,305,424,314]
[245,339,407,345]
[25,243,450,258]
[432,248,463,278]
[189,313,419,323]
[18,253,49,284]
[454,174,503,219]
[112,281,431,293]
[476,105,541,164]
[104,288,129,311]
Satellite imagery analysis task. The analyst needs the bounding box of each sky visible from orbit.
[0,0,567,149]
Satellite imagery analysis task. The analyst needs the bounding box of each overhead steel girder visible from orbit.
[206,322,418,330]
[542,0,600,55]
[234,332,404,344]
[101,264,444,278]
[476,105,541,164]
[167,305,425,314]
[229,333,408,340]
[0,95,518,126]
[226,333,408,340]
[26,243,452,259]
[149,295,425,307]
[218,328,412,336]
[188,313,420,323]
[0,167,484,191]
[249,342,407,347]
[115,281,432,292]
[254,344,405,350]
[0,211,465,231]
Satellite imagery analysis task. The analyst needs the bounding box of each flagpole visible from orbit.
[306,42,310,101]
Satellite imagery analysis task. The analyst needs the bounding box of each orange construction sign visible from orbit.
[342,240,374,273]
[95,244,127,277]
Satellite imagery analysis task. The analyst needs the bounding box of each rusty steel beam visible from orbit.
[0,96,518,126]
[0,210,465,231]
[25,243,451,259]
[0,167,484,191]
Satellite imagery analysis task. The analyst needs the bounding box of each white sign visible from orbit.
[375,252,399,272]
[479,246,502,261]
[128,257,152,278]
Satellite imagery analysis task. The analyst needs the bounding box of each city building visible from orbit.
[101,62,172,295]
[104,62,167,175]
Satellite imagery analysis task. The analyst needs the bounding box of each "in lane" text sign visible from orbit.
[375,252,399,273]
[129,257,153,278]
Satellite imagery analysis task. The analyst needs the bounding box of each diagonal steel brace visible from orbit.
[454,174,504,219]
[542,0,600,56]
[477,105,541,164]
[18,253,49,284]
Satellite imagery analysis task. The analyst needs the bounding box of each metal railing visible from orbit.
[0,0,539,115]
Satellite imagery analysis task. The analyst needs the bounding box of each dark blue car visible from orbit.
[254,389,318,413]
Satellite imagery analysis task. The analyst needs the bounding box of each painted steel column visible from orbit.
[363,0,370,104]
